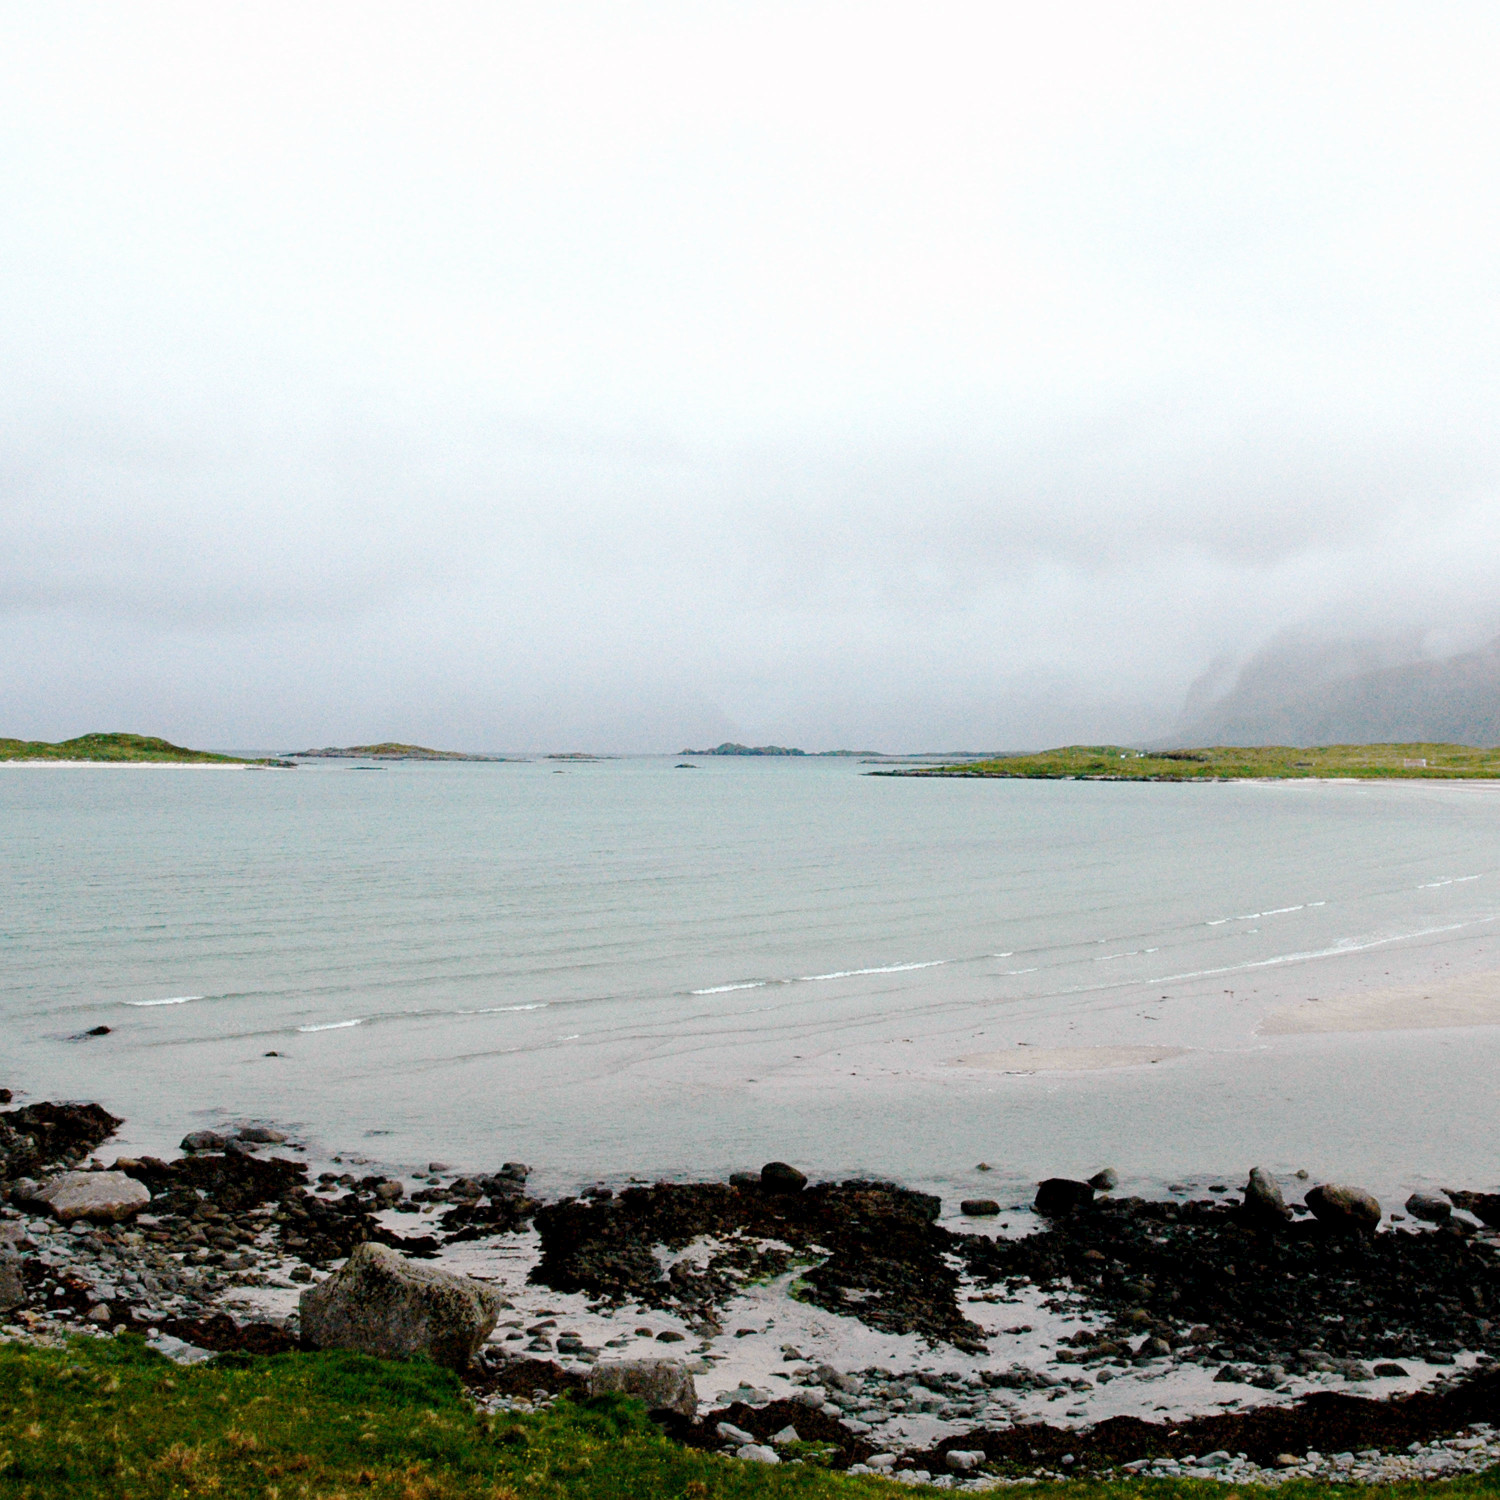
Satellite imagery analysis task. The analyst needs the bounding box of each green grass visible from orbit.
[4,1336,1500,1499]
[0,733,255,764]
[899,743,1500,781]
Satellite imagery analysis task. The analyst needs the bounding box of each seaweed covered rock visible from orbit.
[1035,1178,1094,1216]
[0,1102,120,1181]
[299,1242,503,1369]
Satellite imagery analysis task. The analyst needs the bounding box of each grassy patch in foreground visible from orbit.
[4,1338,1500,1500]
[901,743,1500,781]
[0,732,251,764]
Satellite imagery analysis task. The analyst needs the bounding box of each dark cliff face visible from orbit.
[1169,635,1500,748]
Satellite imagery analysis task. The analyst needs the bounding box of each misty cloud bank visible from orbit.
[4,4,1500,751]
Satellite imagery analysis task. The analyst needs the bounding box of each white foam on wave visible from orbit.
[468,1003,547,1014]
[297,1018,365,1032]
[1419,875,1484,888]
[691,981,768,995]
[796,959,948,981]
[123,995,202,1007]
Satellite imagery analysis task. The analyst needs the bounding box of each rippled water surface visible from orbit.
[5,758,1500,1201]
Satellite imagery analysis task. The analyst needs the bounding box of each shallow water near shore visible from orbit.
[5,756,1500,1204]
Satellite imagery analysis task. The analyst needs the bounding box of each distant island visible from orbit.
[0,732,291,766]
[679,742,880,757]
[289,743,513,761]
[881,743,1500,780]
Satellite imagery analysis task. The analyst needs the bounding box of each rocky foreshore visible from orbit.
[4,1095,1500,1487]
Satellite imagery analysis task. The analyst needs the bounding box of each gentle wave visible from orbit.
[467,1004,548,1014]
[691,982,768,995]
[796,959,948,981]
[297,1018,365,1032]
[123,995,202,1007]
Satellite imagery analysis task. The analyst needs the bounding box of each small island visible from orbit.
[289,743,513,762]
[882,742,1500,780]
[0,732,289,766]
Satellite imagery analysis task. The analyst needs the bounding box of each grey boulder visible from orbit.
[1305,1183,1381,1234]
[1244,1167,1292,1223]
[36,1171,150,1224]
[587,1357,698,1416]
[1088,1167,1119,1192]
[299,1242,503,1369]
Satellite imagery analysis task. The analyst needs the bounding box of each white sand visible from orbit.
[0,760,253,769]
[955,1046,1189,1073]
[1260,970,1500,1034]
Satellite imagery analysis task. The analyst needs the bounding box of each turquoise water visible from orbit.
[5,758,1500,1203]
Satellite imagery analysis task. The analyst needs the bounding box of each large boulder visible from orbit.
[36,1170,150,1224]
[299,1242,503,1369]
[1305,1183,1381,1234]
[587,1357,698,1416]
[1034,1177,1094,1216]
[1405,1192,1452,1224]
[1243,1167,1292,1224]
[759,1162,807,1194]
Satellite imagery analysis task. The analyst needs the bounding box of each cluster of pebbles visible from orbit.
[5,1098,1500,1487]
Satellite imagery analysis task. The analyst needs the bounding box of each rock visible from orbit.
[947,1450,986,1473]
[1088,1168,1119,1191]
[737,1444,780,1464]
[86,1303,111,1324]
[236,1126,286,1145]
[770,1425,800,1446]
[587,1357,697,1416]
[180,1131,228,1153]
[867,1453,897,1470]
[1305,1183,1381,1234]
[759,1161,807,1193]
[813,1362,860,1394]
[0,1249,24,1313]
[1275,1454,1301,1468]
[728,1172,759,1188]
[36,1170,150,1223]
[298,1242,503,1369]
[1034,1178,1094,1216]
[960,1199,1001,1216]
[717,1421,754,1444]
[1447,1190,1500,1228]
[1374,1362,1409,1377]
[1244,1166,1292,1223]
[374,1180,404,1204]
[1405,1192,1451,1224]
[655,1330,686,1343]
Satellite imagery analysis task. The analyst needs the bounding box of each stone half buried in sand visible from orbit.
[35,1170,150,1223]
[298,1242,503,1369]
[587,1357,697,1416]
[1305,1183,1381,1234]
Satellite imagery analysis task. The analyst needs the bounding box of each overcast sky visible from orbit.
[4,3,1499,752]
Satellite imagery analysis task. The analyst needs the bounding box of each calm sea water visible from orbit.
[5,758,1500,1205]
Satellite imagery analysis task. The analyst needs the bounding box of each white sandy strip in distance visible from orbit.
[955,1046,1189,1073]
[1260,970,1500,1034]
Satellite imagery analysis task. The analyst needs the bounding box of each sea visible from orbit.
[5,756,1500,1208]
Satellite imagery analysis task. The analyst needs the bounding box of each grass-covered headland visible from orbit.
[889,744,1500,781]
[1,1336,1497,1500]
[0,733,285,765]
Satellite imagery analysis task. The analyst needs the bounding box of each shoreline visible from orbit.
[5,1096,1500,1485]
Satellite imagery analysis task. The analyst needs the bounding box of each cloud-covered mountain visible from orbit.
[1169,636,1500,748]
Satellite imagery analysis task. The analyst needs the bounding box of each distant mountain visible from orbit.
[290,743,509,761]
[1169,636,1500,747]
